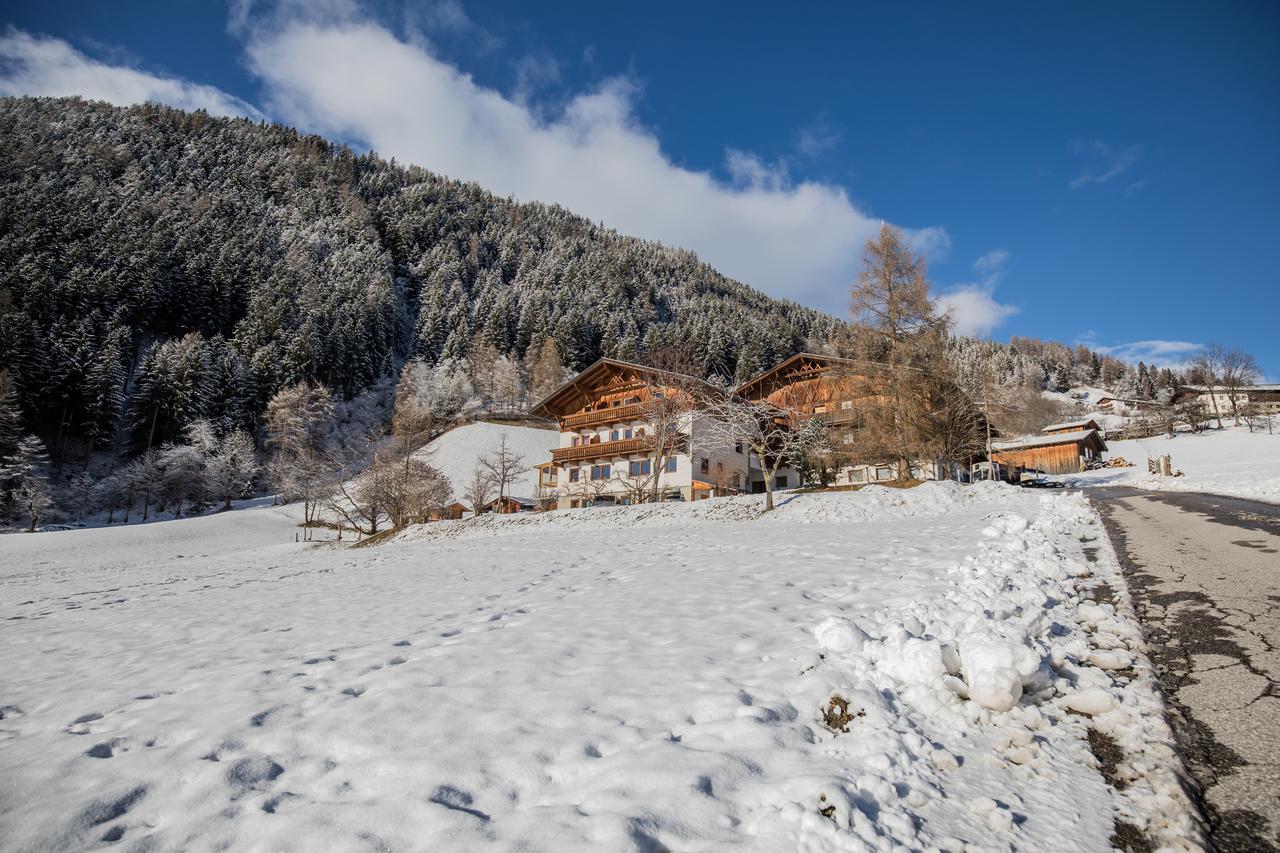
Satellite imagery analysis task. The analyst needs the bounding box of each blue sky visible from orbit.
[3,1,1278,375]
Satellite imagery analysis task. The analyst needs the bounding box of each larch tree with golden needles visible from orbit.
[840,224,981,479]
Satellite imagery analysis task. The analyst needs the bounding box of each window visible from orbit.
[625,396,640,405]
[591,464,611,481]
[589,434,600,445]
[569,468,580,483]
[570,499,581,509]
[629,459,652,476]
[666,457,678,473]
[624,428,633,439]
[611,399,621,408]
[777,476,788,488]
[734,442,742,454]
[571,436,580,447]
[840,400,853,410]
[731,473,741,489]
[851,469,866,483]
[876,466,894,481]
[700,458,710,475]
[610,430,620,442]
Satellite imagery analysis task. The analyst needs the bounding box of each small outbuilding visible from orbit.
[991,429,1108,475]
[425,502,468,522]
[482,495,538,515]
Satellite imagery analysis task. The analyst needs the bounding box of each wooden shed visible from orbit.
[426,502,468,522]
[990,429,1108,475]
[482,495,538,515]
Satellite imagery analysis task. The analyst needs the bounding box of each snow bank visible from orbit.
[1056,426,1280,502]
[0,485,1198,850]
[806,491,1204,849]
[395,479,1010,543]
[418,420,559,501]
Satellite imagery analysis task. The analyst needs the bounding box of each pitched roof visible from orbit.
[1043,418,1101,432]
[734,352,871,399]
[529,357,714,420]
[993,429,1105,452]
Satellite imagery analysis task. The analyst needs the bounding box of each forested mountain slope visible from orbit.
[0,96,837,455]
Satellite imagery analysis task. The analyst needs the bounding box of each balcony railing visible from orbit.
[561,402,647,430]
[551,435,657,463]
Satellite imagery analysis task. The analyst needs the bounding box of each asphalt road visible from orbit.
[1093,487,1280,852]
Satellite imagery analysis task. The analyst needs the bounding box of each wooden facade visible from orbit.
[529,358,742,508]
[991,429,1108,475]
[426,502,468,522]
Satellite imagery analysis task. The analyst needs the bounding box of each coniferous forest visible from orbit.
[0,96,836,463]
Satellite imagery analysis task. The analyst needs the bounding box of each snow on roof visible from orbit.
[1182,384,1280,392]
[994,429,1100,451]
[1043,418,1100,432]
[418,421,560,501]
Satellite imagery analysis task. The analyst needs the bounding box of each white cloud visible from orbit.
[1082,338,1202,369]
[794,115,840,159]
[237,15,942,311]
[935,249,1019,337]
[0,28,261,119]
[1068,139,1142,190]
[971,248,1009,275]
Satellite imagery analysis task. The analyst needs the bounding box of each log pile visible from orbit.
[1087,457,1133,470]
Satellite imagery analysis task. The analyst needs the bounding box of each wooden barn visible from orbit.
[991,429,1108,475]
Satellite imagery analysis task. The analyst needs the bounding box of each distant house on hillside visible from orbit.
[992,426,1108,474]
[1043,418,1102,436]
[1177,384,1280,416]
[735,352,982,484]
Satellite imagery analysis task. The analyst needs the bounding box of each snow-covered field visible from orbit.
[0,484,1199,851]
[419,421,559,503]
[1056,426,1280,503]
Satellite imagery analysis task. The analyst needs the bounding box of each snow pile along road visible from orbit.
[0,485,1199,850]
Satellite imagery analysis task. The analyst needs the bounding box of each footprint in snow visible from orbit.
[341,686,366,698]
[440,629,461,638]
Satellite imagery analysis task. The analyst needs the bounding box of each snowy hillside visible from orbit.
[1056,426,1280,502]
[419,421,560,503]
[0,485,1199,850]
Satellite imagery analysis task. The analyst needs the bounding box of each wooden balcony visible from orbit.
[560,402,647,430]
[551,435,656,463]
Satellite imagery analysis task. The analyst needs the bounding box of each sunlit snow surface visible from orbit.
[0,484,1198,851]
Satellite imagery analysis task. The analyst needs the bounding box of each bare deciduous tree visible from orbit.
[464,464,495,515]
[1220,347,1260,426]
[699,397,826,512]
[479,433,526,507]
[265,382,335,536]
[1190,344,1228,429]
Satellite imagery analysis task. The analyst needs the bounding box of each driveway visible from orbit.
[1092,487,1280,852]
